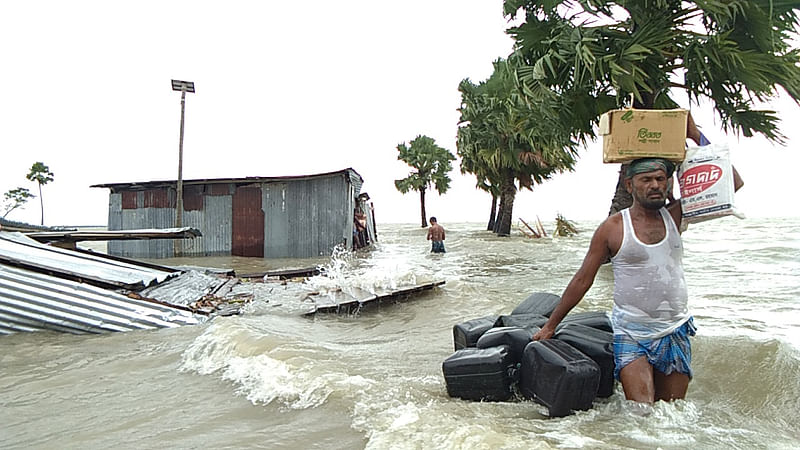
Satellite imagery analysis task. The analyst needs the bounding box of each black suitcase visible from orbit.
[495,313,548,331]
[554,323,615,398]
[519,339,600,417]
[442,345,516,402]
[556,311,612,333]
[476,326,533,363]
[453,315,498,351]
[511,292,561,317]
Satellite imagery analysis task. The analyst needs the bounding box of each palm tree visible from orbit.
[394,135,455,227]
[26,162,54,225]
[504,0,800,214]
[458,58,580,236]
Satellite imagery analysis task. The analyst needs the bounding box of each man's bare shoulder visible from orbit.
[596,212,622,235]
[594,212,623,256]
[666,200,683,231]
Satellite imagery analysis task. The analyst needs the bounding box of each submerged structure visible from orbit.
[92,168,377,259]
[0,231,242,335]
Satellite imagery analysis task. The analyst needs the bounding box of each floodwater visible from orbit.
[2,217,799,449]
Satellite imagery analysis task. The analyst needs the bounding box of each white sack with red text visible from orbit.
[678,142,743,224]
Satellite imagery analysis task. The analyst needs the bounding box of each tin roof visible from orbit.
[0,232,177,290]
[91,167,363,190]
[0,231,214,335]
[0,263,203,334]
[26,227,202,245]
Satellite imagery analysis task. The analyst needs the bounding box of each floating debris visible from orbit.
[554,214,579,237]
[304,280,445,315]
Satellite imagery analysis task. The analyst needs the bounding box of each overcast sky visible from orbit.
[1,1,798,227]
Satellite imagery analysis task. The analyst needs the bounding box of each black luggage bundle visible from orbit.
[453,315,498,350]
[554,323,615,398]
[442,345,517,401]
[519,339,600,417]
[443,291,616,416]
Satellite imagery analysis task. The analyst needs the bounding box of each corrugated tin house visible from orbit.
[92,168,377,259]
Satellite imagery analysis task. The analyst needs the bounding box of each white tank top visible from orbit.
[610,207,689,340]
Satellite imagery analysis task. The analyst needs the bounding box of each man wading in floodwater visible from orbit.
[426,217,446,253]
[534,117,743,403]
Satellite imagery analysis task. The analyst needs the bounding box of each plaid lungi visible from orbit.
[613,317,696,380]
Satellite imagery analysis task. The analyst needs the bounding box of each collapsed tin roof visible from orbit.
[0,231,244,335]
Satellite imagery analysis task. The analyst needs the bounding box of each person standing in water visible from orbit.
[533,115,743,403]
[426,217,446,253]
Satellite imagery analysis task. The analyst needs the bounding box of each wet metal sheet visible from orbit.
[238,266,322,280]
[26,227,202,243]
[0,232,178,290]
[0,264,204,335]
[305,281,445,315]
[138,270,237,307]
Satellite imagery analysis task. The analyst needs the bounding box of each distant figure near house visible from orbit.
[427,217,446,253]
[353,208,369,249]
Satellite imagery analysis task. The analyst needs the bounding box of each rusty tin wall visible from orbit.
[232,185,265,257]
[107,189,233,258]
[108,191,179,258]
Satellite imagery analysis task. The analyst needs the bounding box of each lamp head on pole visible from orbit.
[171,79,195,93]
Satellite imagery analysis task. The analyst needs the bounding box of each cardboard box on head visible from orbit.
[600,108,688,163]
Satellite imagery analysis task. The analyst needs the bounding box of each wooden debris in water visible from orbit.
[518,217,547,238]
[519,215,578,238]
[518,218,542,238]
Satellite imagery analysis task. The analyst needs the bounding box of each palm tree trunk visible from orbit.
[38,183,44,225]
[607,164,632,216]
[494,191,504,233]
[487,194,498,231]
[419,187,427,228]
[496,173,516,236]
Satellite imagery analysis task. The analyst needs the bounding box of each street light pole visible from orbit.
[171,79,195,256]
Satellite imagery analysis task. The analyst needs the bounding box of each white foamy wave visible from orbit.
[352,376,537,450]
[304,242,429,296]
[180,323,244,375]
[221,354,371,409]
[349,265,419,294]
[180,322,374,409]
[360,412,536,450]
[320,244,353,286]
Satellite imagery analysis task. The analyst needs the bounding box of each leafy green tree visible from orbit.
[26,162,54,225]
[394,135,455,227]
[458,58,580,236]
[503,0,800,213]
[2,187,35,219]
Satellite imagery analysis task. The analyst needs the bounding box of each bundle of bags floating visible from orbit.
[442,292,615,417]
[600,108,742,224]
